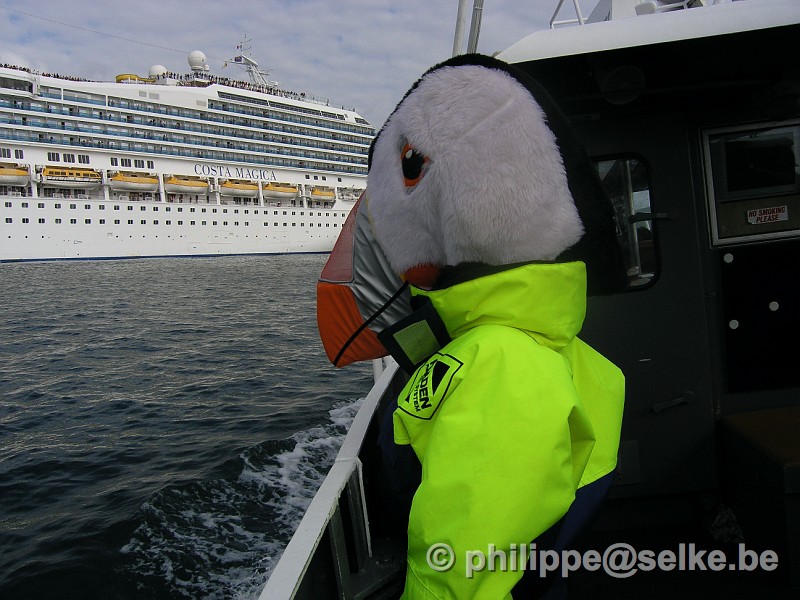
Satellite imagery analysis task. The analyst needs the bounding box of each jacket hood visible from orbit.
[412,261,587,351]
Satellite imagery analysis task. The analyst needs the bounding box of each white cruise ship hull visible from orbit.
[1,197,348,261]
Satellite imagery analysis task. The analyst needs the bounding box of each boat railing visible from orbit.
[260,358,407,599]
[550,0,588,27]
[550,0,712,27]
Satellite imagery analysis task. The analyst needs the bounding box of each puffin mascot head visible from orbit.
[317,54,624,370]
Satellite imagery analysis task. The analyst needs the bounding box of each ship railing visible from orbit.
[260,358,406,599]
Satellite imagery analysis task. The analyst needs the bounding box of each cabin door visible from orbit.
[575,113,716,498]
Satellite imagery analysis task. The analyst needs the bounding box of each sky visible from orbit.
[0,0,556,129]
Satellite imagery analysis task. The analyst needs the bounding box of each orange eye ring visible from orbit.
[401,143,428,188]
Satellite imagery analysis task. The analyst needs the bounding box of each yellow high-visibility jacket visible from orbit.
[392,261,624,599]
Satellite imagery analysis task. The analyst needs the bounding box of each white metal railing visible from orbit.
[259,359,400,599]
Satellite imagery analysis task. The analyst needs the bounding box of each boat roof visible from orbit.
[498,0,800,64]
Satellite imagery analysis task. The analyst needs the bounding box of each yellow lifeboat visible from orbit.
[310,186,336,201]
[42,167,102,188]
[262,182,298,200]
[0,163,30,186]
[163,175,208,194]
[109,171,159,192]
[219,179,259,198]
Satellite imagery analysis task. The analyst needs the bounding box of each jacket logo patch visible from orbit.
[398,353,463,420]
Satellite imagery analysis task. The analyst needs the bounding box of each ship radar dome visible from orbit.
[149,64,168,78]
[188,50,207,71]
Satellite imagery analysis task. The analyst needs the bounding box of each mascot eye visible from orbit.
[401,143,428,188]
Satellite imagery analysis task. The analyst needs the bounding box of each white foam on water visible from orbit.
[120,397,364,600]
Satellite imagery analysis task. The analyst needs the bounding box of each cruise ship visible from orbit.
[0,46,374,262]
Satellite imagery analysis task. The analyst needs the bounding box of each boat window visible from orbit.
[595,157,657,289]
[705,123,800,245]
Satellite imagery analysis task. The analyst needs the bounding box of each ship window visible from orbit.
[190,220,196,225]
[178,221,183,225]
[0,148,9,158]
[595,157,656,289]
[99,219,105,224]
[244,222,248,226]
[111,158,118,166]
[63,154,75,163]
[114,220,120,224]
[4,218,10,223]
[70,219,77,224]
[99,205,105,210]
[190,208,195,212]
[214,221,219,225]
[121,159,132,167]
[166,207,171,212]
[48,152,60,161]
[283,223,287,227]
[166,220,171,225]
[140,206,146,211]
[38,218,45,223]
[152,207,158,212]
[134,160,144,168]
[78,155,89,164]
[55,204,61,209]
[202,221,207,225]
[274,222,278,226]
[147,161,154,169]
[21,202,28,208]
[15,150,23,159]
[128,220,133,224]
[4,202,10,207]
[705,123,800,245]
[202,208,207,213]
[128,206,133,211]
[55,218,61,224]
[141,220,146,224]
[85,204,91,210]
[153,220,158,225]
[70,204,76,209]
[85,219,91,224]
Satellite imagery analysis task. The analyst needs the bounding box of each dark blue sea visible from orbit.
[0,255,373,599]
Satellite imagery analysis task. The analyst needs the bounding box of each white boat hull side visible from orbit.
[0,198,350,261]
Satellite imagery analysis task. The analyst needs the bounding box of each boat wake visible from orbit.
[118,398,364,600]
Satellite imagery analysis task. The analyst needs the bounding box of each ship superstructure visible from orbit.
[0,48,374,261]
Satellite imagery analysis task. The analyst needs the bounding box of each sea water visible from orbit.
[0,255,373,599]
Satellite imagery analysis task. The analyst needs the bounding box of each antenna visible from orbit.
[229,36,275,87]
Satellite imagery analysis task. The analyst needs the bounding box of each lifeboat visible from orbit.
[41,167,102,188]
[310,186,336,202]
[219,179,259,198]
[0,163,30,186]
[262,182,298,200]
[163,175,209,194]
[109,171,159,192]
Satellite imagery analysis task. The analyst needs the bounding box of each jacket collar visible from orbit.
[413,261,587,351]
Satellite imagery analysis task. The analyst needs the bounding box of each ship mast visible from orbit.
[228,36,276,87]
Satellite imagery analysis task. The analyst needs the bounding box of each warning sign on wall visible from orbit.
[747,206,788,225]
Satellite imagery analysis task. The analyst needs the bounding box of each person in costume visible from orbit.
[317,54,626,599]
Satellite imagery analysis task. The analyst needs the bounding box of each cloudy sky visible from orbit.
[0,0,556,129]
